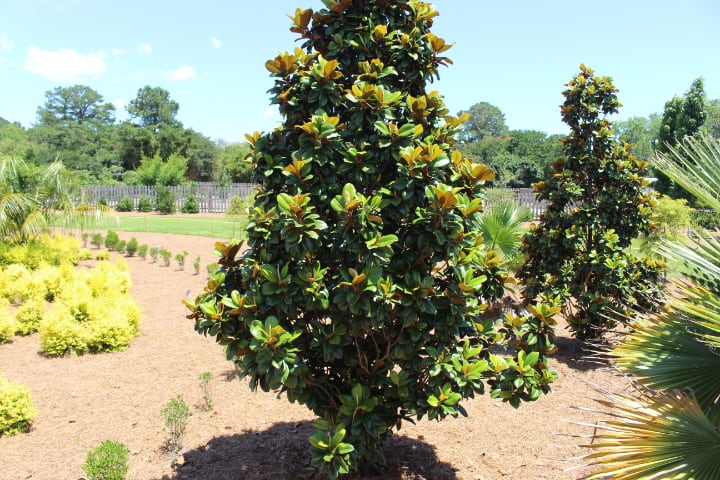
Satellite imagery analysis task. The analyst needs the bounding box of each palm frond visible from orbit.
[18,209,49,243]
[0,192,37,239]
[613,307,720,412]
[675,284,720,349]
[479,199,532,258]
[580,388,720,480]
[654,133,720,211]
[658,232,720,294]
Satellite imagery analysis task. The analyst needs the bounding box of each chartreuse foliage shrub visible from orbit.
[186,1,558,477]
[0,299,15,344]
[519,65,665,340]
[39,259,140,355]
[0,374,37,436]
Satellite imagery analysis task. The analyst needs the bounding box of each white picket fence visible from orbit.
[82,184,546,217]
[82,183,256,214]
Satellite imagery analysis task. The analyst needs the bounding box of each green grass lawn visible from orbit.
[59,214,246,239]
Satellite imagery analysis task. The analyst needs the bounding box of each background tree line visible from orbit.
[0,84,252,187]
[0,80,718,193]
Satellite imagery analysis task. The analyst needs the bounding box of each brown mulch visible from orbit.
[0,229,631,480]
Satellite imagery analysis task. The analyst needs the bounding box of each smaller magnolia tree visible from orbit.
[518,64,665,340]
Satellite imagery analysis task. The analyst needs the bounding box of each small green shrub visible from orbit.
[90,233,104,249]
[225,194,251,216]
[160,249,171,267]
[104,230,120,251]
[115,240,127,254]
[161,394,189,454]
[206,262,218,277]
[181,195,200,214]
[199,371,213,411]
[155,187,176,215]
[193,255,201,275]
[0,375,37,436]
[81,232,90,248]
[149,247,160,263]
[175,251,188,270]
[137,197,153,212]
[137,244,148,260]
[115,198,134,212]
[82,440,130,480]
[125,238,139,257]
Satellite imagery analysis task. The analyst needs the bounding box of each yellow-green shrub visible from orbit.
[95,250,110,261]
[39,307,90,356]
[0,375,37,437]
[39,260,141,356]
[0,301,14,344]
[0,264,32,304]
[14,298,46,336]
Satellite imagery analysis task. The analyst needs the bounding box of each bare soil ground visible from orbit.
[0,228,630,480]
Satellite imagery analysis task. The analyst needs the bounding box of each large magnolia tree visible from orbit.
[186,1,558,477]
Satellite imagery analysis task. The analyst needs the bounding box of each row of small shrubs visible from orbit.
[85,230,208,274]
[114,193,200,215]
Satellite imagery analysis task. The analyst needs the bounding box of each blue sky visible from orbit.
[0,0,718,143]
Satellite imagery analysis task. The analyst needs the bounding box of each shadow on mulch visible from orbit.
[551,335,613,372]
[165,420,457,480]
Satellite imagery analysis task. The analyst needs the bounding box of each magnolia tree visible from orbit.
[518,65,665,340]
[186,1,557,476]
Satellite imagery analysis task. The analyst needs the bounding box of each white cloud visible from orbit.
[23,46,107,82]
[0,34,13,51]
[137,43,152,55]
[211,37,222,49]
[167,65,195,81]
[112,98,127,111]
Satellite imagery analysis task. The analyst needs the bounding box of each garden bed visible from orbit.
[0,231,630,479]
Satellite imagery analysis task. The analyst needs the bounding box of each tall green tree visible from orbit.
[127,86,180,132]
[614,114,661,161]
[655,78,708,199]
[704,98,720,138]
[457,101,508,144]
[36,85,115,128]
[581,133,720,480]
[186,1,557,477]
[31,85,119,178]
[519,65,665,340]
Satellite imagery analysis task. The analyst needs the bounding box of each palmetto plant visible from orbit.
[479,198,532,265]
[581,132,720,479]
[0,157,108,242]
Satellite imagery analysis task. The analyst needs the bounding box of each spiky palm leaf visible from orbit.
[581,388,720,480]
[479,198,532,260]
[581,133,720,478]
[654,132,720,211]
[613,306,720,413]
